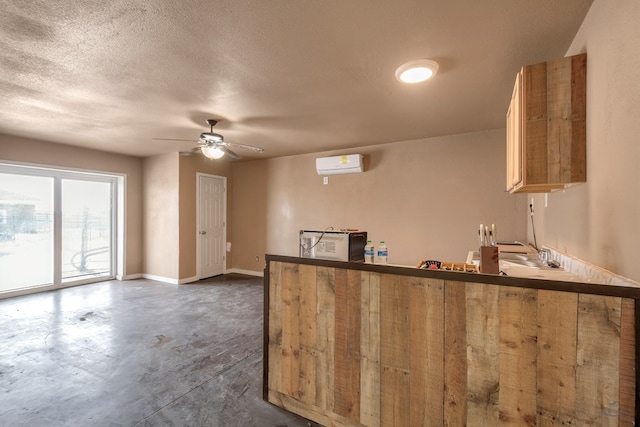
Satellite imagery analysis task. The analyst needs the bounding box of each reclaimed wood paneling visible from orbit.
[444,281,467,425]
[298,264,317,405]
[576,294,621,426]
[536,290,578,425]
[499,287,538,425]
[334,269,361,421]
[410,277,444,426]
[360,272,381,426]
[466,283,500,424]
[380,274,411,426]
[619,299,636,425]
[280,262,301,399]
[315,266,335,412]
[265,260,637,427]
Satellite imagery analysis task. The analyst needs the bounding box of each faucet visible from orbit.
[538,248,551,264]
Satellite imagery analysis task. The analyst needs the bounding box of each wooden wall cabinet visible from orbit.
[506,53,587,193]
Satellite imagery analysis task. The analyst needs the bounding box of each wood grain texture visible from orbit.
[298,264,317,405]
[524,60,548,185]
[315,266,335,412]
[409,277,445,426]
[499,286,538,426]
[380,274,411,426]
[268,261,284,395]
[509,53,586,193]
[266,260,636,427]
[334,269,361,421]
[360,272,381,427]
[576,294,621,426]
[570,53,587,182]
[619,298,635,426]
[444,281,467,425]
[536,290,578,425]
[280,262,301,399]
[466,283,500,424]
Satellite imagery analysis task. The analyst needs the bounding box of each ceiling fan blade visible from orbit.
[152,137,197,142]
[223,142,265,153]
[220,145,241,160]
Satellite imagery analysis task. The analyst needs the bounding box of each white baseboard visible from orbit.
[138,270,263,284]
[142,274,180,284]
[178,275,199,284]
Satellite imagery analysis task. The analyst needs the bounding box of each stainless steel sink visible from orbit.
[468,250,552,269]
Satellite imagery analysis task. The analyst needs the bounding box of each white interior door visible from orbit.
[198,174,225,278]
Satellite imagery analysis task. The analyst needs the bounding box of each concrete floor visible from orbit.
[0,275,318,427]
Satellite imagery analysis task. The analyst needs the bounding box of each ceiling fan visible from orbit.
[153,119,265,160]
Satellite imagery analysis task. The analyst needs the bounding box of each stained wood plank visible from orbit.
[316,266,335,412]
[380,365,410,427]
[267,259,635,427]
[619,298,635,426]
[380,274,411,426]
[546,55,572,183]
[299,264,317,348]
[267,261,284,397]
[297,264,317,405]
[360,272,381,427]
[410,277,445,426]
[334,269,362,421]
[576,294,621,426]
[570,53,587,182]
[466,283,500,424]
[281,262,301,399]
[444,281,467,424]
[536,290,578,425]
[498,286,538,426]
[524,60,548,184]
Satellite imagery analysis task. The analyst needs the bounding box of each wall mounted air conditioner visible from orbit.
[315,154,364,175]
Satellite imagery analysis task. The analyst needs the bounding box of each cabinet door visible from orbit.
[506,71,522,192]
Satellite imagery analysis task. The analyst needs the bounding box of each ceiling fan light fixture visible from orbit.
[201,145,225,159]
[395,59,439,83]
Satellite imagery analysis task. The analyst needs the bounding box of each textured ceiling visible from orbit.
[0,0,593,160]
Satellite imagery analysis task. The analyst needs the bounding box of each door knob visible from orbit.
[200,231,206,235]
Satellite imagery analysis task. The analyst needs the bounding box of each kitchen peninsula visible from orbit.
[264,255,639,426]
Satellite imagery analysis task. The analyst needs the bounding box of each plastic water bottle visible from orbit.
[364,240,375,263]
[377,241,388,264]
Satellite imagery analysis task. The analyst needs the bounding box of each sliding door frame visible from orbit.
[0,161,125,298]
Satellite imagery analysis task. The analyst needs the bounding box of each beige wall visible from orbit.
[529,0,640,282]
[143,153,179,279]
[230,129,528,271]
[230,159,268,270]
[0,134,144,277]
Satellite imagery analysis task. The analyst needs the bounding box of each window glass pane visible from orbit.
[61,179,112,281]
[0,173,54,291]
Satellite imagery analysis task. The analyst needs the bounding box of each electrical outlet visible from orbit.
[323,176,328,185]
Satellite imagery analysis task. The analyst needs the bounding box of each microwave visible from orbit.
[299,230,367,262]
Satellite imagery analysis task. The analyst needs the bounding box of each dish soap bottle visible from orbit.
[377,241,388,264]
[364,240,375,263]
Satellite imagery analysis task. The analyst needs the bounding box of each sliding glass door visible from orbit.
[61,179,113,282]
[0,164,117,295]
[0,173,54,292]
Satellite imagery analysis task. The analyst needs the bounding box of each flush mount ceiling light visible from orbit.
[201,145,225,159]
[395,59,439,83]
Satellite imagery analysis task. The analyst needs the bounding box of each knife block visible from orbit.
[479,246,500,274]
